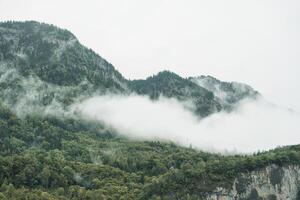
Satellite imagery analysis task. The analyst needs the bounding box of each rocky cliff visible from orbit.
[207,165,300,200]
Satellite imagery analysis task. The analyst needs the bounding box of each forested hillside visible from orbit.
[130,71,221,117]
[1,102,300,199]
[0,21,299,200]
[0,21,255,117]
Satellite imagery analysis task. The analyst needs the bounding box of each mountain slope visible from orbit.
[0,21,127,88]
[0,21,252,118]
[0,21,130,115]
[0,101,299,200]
[191,75,259,110]
[0,21,211,117]
[1,21,298,200]
[130,71,221,117]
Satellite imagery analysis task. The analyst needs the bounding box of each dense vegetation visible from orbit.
[0,21,127,89]
[130,71,221,117]
[0,21,254,118]
[0,102,300,199]
[0,21,299,199]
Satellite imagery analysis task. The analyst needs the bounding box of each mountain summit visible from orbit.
[0,21,126,88]
[0,21,257,117]
[191,75,259,110]
[130,71,222,117]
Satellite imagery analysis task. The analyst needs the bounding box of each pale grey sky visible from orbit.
[1,0,300,110]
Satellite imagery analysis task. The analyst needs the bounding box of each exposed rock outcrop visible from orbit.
[207,165,300,200]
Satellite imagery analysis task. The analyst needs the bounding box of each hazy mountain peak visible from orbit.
[0,21,130,115]
[0,20,77,41]
[0,21,259,117]
[0,21,127,88]
[130,71,222,117]
[191,75,259,109]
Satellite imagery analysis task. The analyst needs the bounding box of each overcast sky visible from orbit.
[1,0,300,110]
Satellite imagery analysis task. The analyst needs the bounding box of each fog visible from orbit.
[73,95,300,154]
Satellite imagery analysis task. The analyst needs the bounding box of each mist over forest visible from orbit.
[74,94,299,153]
[0,4,299,198]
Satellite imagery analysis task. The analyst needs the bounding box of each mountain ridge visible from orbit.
[0,21,257,118]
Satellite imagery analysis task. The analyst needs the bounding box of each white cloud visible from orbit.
[73,95,300,154]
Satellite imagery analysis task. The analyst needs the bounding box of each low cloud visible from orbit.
[72,95,300,154]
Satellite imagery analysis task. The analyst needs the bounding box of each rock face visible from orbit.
[207,165,300,200]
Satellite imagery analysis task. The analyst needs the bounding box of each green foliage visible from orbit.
[0,21,299,200]
[0,103,299,199]
[130,71,222,117]
[0,21,127,90]
[0,21,253,118]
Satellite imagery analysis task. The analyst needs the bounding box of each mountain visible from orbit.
[130,72,260,117]
[0,21,128,115]
[0,100,299,200]
[130,71,221,117]
[191,75,259,110]
[0,21,127,88]
[0,21,299,200]
[0,21,253,118]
